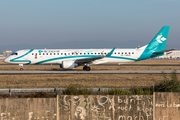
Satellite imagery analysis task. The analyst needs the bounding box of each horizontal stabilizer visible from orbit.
[153,49,176,54]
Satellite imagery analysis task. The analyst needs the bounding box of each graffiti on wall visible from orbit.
[155,92,180,120]
[58,95,153,120]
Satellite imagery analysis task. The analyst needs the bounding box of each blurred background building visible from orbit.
[0,50,13,59]
[156,50,180,59]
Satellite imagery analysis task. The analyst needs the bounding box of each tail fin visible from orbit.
[137,26,170,61]
[146,26,170,52]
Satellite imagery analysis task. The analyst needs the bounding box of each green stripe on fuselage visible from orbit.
[107,56,136,61]
[10,49,34,64]
[35,55,102,64]
[34,55,136,64]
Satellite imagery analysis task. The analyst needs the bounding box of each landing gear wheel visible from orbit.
[83,66,87,71]
[83,66,91,71]
[19,64,24,71]
[86,66,91,71]
[20,68,24,71]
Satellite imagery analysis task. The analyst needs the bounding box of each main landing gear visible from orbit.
[19,64,24,71]
[83,66,91,71]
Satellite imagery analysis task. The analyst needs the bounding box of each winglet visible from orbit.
[106,47,116,57]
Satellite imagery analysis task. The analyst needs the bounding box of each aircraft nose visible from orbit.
[3,58,9,63]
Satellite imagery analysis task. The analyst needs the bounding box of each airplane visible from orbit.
[3,26,174,71]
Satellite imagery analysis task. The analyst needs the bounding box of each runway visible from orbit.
[0,70,179,74]
[0,64,180,66]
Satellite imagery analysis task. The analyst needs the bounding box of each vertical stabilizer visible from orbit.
[146,26,170,52]
[137,26,170,60]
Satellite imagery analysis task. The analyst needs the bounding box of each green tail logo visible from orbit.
[146,26,170,52]
[137,26,170,61]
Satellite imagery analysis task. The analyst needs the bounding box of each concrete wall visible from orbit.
[0,98,57,120]
[57,95,153,120]
[0,93,180,120]
[155,92,180,120]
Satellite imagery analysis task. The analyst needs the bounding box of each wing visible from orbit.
[75,47,116,65]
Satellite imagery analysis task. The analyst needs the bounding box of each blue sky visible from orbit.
[0,0,180,50]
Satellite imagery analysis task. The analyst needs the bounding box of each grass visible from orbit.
[62,84,93,95]
[0,92,56,98]
[154,71,180,92]
[0,59,179,97]
[62,71,180,95]
[2,72,180,97]
[62,85,153,95]
[0,73,179,88]
[0,71,179,96]
[0,59,179,88]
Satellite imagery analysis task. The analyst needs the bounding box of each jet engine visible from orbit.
[60,60,78,69]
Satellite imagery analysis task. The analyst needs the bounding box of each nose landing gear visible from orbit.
[19,64,24,71]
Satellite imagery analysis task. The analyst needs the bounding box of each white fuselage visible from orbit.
[4,47,146,65]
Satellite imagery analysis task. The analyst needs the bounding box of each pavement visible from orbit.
[0,64,180,66]
[0,70,178,74]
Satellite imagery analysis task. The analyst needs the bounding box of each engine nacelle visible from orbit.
[61,60,78,69]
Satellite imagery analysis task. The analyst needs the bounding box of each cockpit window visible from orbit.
[11,53,18,55]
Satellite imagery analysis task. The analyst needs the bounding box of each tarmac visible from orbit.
[0,70,179,74]
[0,64,180,66]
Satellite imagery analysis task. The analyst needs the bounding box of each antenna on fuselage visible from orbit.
[137,45,140,49]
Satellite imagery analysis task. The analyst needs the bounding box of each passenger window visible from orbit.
[57,53,59,55]
[84,53,86,55]
[132,52,134,54]
[32,53,34,55]
[118,52,120,54]
[98,53,100,54]
[46,53,48,55]
[122,52,123,54]
[129,52,130,54]
[88,53,89,55]
[35,53,37,55]
[80,53,82,55]
[91,53,93,54]
[43,53,45,55]
[50,53,52,55]
[115,52,116,54]
[64,53,66,55]
[39,53,41,55]
[104,53,106,54]
[72,53,74,55]
[54,53,56,55]
[61,53,63,55]
[95,53,96,54]
[125,52,127,54]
